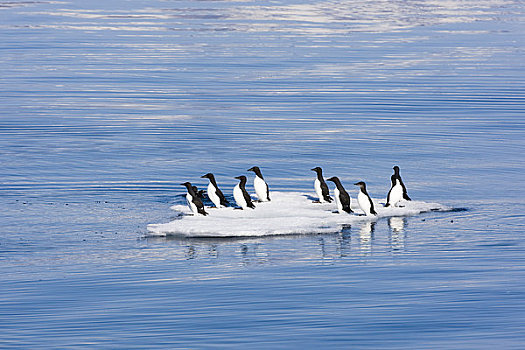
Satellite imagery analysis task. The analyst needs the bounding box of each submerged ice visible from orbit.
[147,191,450,237]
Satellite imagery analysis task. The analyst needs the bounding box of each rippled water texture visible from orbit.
[1,0,525,348]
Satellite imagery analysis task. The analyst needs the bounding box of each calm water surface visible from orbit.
[1,0,525,348]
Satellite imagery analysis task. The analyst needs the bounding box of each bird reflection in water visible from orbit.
[337,224,352,257]
[209,244,219,259]
[185,245,197,260]
[388,216,407,252]
[359,221,376,255]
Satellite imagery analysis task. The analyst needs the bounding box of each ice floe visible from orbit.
[147,191,451,238]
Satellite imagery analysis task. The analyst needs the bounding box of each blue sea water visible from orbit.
[1,0,525,348]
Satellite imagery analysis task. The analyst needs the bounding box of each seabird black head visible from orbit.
[247,166,264,177]
[235,176,247,188]
[354,181,367,190]
[311,167,322,173]
[201,173,214,179]
[329,177,346,191]
[327,176,339,183]
[248,166,265,180]
[393,166,400,174]
[181,182,195,194]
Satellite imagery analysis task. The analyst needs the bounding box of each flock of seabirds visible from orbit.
[181,165,411,217]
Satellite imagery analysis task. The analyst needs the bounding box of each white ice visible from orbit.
[147,191,451,238]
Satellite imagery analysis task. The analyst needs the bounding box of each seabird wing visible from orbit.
[340,190,353,213]
[193,197,208,216]
[242,190,255,209]
[400,180,411,201]
[216,187,229,206]
[320,181,333,202]
[369,197,377,215]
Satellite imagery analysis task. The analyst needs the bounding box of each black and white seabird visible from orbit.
[247,166,270,202]
[385,174,403,207]
[201,173,229,208]
[311,167,333,203]
[393,165,411,201]
[354,181,377,216]
[192,185,205,201]
[181,182,208,216]
[233,175,256,209]
[327,176,353,214]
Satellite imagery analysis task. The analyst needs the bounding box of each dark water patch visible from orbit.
[477,241,520,248]
[448,207,469,212]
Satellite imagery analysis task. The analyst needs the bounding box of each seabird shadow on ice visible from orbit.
[303,194,333,204]
[303,194,317,201]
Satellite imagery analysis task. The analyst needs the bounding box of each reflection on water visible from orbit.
[185,245,197,260]
[137,216,425,265]
[389,216,406,233]
[359,221,376,255]
[389,216,407,252]
[145,220,399,265]
[336,230,352,258]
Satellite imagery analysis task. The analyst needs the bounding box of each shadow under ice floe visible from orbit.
[147,191,455,238]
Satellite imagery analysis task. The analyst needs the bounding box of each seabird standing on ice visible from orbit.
[327,176,353,214]
[385,175,403,207]
[201,173,229,208]
[181,182,208,216]
[233,175,256,209]
[247,166,270,202]
[311,167,333,203]
[393,165,411,201]
[354,181,377,216]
